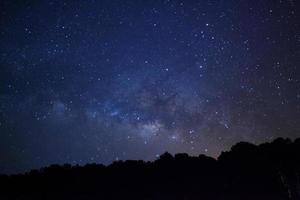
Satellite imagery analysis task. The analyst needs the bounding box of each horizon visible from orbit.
[1,136,296,175]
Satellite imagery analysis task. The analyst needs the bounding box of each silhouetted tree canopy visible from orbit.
[0,137,300,200]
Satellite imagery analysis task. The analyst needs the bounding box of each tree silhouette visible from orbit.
[0,137,300,200]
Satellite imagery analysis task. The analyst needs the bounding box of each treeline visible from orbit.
[1,137,300,200]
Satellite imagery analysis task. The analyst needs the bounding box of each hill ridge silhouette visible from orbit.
[1,137,300,200]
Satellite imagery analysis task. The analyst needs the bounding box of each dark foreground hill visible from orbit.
[1,138,300,200]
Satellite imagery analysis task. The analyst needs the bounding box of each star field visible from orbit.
[0,0,299,173]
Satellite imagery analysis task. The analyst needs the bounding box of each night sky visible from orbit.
[0,0,299,174]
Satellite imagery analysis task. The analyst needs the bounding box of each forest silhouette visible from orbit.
[1,137,300,200]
